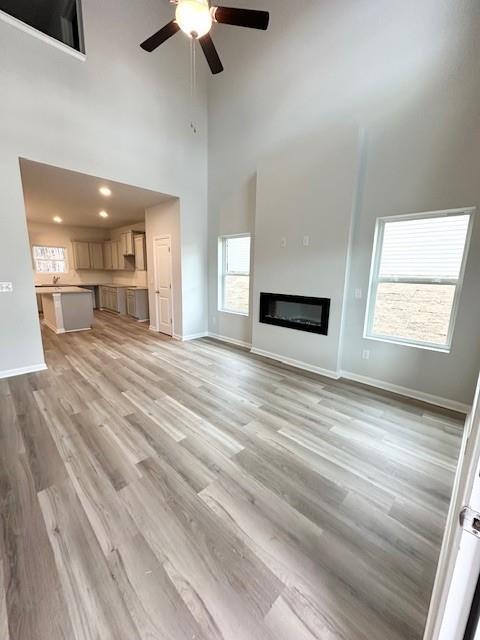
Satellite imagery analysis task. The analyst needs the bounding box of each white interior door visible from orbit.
[153,236,173,336]
[425,372,480,639]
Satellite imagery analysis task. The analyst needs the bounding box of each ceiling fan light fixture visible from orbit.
[175,0,212,38]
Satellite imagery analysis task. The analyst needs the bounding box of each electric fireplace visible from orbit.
[259,293,330,335]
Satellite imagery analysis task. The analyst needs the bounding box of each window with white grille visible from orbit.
[219,235,251,315]
[33,246,68,274]
[364,209,474,351]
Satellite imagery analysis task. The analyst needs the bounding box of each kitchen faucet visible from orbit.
[53,276,60,285]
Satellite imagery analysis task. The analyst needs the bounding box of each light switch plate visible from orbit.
[0,282,13,293]
[281,238,287,248]
[303,236,310,247]
[355,288,363,299]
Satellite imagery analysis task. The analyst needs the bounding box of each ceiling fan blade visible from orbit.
[212,6,270,30]
[140,21,180,52]
[199,34,224,75]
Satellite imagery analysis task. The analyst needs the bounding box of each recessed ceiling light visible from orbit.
[99,210,109,218]
[53,216,63,223]
[99,186,112,197]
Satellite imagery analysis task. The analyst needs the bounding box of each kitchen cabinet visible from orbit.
[99,286,127,314]
[72,241,91,270]
[104,238,136,272]
[127,288,149,322]
[134,234,146,271]
[111,241,120,270]
[73,241,106,270]
[89,242,104,270]
[104,241,113,270]
[116,240,135,271]
[121,231,135,256]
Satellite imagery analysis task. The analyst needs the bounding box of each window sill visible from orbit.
[364,333,451,354]
[219,309,249,318]
[0,10,86,61]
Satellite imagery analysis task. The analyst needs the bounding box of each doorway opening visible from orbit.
[19,158,182,354]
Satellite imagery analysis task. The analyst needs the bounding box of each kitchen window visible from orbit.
[219,235,251,316]
[364,208,475,352]
[33,246,68,274]
[0,0,85,53]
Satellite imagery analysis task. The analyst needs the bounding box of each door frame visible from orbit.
[152,234,174,337]
[425,373,480,639]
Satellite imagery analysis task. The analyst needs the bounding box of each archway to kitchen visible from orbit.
[19,158,183,355]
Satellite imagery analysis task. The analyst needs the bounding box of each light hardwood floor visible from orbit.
[0,311,464,640]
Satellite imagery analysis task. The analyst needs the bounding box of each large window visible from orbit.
[219,235,251,315]
[33,246,68,274]
[0,0,84,53]
[364,209,474,352]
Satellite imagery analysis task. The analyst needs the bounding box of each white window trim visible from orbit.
[218,233,251,317]
[32,245,69,274]
[363,207,476,353]
[0,5,86,61]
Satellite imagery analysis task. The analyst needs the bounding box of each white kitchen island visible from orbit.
[36,287,94,334]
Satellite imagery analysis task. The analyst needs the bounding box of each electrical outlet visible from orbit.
[212,316,217,326]
[281,238,287,248]
[362,349,370,361]
[0,282,13,293]
[303,235,310,247]
[355,288,363,300]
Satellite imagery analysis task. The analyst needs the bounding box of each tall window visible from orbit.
[219,235,251,315]
[0,0,84,52]
[33,246,68,274]
[364,209,474,352]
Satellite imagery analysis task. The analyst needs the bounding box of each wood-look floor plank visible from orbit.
[0,311,464,640]
[107,532,208,640]
[120,456,283,640]
[0,393,74,640]
[0,525,10,640]
[33,389,139,556]
[38,481,140,640]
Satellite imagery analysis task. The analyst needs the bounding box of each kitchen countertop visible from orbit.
[35,283,100,287]
[36,286,92,295]
[128,287,148,291]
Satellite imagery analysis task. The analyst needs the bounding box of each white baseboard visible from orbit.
[208,332,252,349]
[250,347,340,380]
[0,363,47,380]
[174,332,209,342]
[340,370,470,414]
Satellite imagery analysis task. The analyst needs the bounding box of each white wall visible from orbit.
[145,199,183,338]
[0,0,208,374]
[27,222,110,285]
[207,0,480,406]
[252,126,359,376]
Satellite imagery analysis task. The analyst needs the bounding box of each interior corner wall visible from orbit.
[0,0,208,375]
[207,0,480,406]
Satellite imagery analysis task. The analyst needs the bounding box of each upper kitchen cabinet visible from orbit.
[111,240,120,270]
[104,241,114,270]
[89,242,104,270]
[134,234,147,271]
[73,241,105,270]
[72,241,92,270]
[121,231,135,256]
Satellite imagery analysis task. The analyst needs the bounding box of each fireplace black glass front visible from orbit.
[259,293,330,335]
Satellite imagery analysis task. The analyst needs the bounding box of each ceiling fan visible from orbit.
[140,0,270,75]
